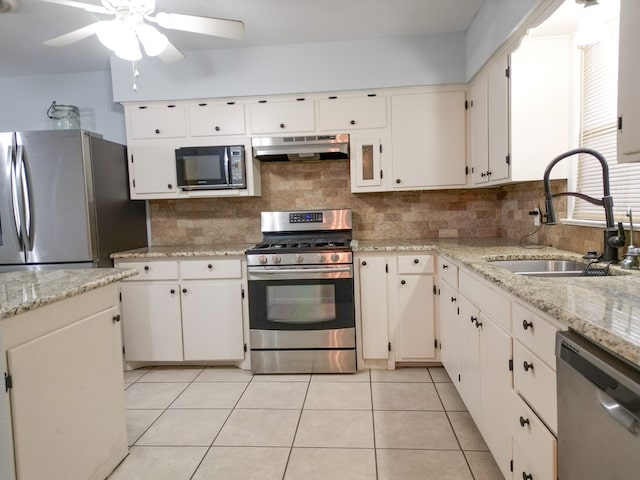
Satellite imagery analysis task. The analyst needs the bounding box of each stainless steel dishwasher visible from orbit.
[556,331,640,480]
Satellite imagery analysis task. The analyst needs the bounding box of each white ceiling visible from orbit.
[0,0,486,77]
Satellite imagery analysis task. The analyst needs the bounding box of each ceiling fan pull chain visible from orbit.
[132,60,140,92]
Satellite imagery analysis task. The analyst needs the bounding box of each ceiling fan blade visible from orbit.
[43,22,101,47]
[39,0,111,14]
[149,12,244,40]
[156,40,185,64]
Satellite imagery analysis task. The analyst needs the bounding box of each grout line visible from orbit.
[370,370,380,480]
[281,375,312,480]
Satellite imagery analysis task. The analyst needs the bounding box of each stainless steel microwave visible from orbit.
[175,145,246,190]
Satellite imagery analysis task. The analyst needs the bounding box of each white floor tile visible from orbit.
[137,366,204,383]
[236,381,308,409]
[253,373,311,382]
[311,370,370,382]
[170,382,247,409]
[304,382,372,410]
[124,409,163,446]
[124,383,189,409]
[214,409,301,447]
[294,409,374,448]
[372,382,443,411]
[108,446,207,480]
[370,368,431,383]
[377,449,473,480]
[284,448,377,480]
[435,382,467,411]
[428,366,452,383]
[464,451,504,480]
[192,446,290,480]
[136,409,230,446]
[448,411,488,451]
[195,367,254,382]
[123,368,151,384]
[374,411,459,450]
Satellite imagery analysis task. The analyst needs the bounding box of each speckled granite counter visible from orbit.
[353,238,640,369]
[111,244,253,258]
[0,268,138,319]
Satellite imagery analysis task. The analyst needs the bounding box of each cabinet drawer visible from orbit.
[437,257,458,287]
[459,269,511,331]
[249,100,315,134]
[188,103,246,136]
[397,254,434,274]
[512,302,560,369]
[318,95,387,130]
[129,105,186,139]
[511,391,557,480]
[117,260,179,281]
[179,259,242,279]
[513,340,557,434]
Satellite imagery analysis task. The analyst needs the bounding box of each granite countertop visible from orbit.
[353,238,640,368]
[0,268,138,319]
[111,244,254,259]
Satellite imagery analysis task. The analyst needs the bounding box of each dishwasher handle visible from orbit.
[597,390,640,436]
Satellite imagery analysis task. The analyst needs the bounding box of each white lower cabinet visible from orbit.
[437,256,560,479]
[116,257,248,364]
[356,252,437,367]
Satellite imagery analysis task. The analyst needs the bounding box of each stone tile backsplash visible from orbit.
[149,160,631,256]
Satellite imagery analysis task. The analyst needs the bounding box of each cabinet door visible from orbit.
[486,54,510,182]
[470,74,489,184]
[7,307,127,480]
[318,95,387,130]
[188,103,246,136]
[350,132,387,192]
[128,144,178,196]
[120,283,183,361]
[617,0,640,162]
[391,90,466,188]
[181,282,245,361]
[479,317,512,480]
[129,104,186,139]
[358,256,389,359]
[438,280,459,380]
[395,274,435,360]
[249,99,315,134]
[457,294,481,423]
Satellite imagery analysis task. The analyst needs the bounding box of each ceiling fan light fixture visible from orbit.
[574,0,606,45]
[114,39,142,61]
[135,23,169,57]
[96,19,131,51]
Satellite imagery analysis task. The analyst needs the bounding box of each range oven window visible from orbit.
[249,278,354,331]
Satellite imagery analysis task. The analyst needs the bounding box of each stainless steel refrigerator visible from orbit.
[0,129,147,272]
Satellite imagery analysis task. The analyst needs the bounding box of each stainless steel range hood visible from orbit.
[252,134,350,162]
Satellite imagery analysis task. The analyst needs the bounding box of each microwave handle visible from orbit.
[224,148,231,186]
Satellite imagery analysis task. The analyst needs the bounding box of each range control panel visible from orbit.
[289,212,323,224]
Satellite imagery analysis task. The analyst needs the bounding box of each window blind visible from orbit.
[574,17,640,221]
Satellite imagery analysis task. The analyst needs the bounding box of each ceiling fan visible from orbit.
[40,0,245,63]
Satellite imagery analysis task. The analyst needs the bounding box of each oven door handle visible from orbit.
[249,267,352,274]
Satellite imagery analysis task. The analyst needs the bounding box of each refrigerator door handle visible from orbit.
[16,145,33,251]
[9,144,24,252]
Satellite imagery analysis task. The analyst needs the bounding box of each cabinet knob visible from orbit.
[475,320,483,328]
[144,265,149,271]
[442,264,449,269]
[361,260,367,266]
[154,128,160,134]
[207,264,213,269]
[487,170,492,176]
[279,123,285,129]
[401,280,406,285]
[470,316,477,324]
[481,172,486,178]
[519,416,530,427]
[523,361,534,372]
[168,183,173,189]
[214,126,220,132]
[396,178,401,184]
[350,119,356,125]
[522,320,533,330]
[182,288,187,294]
[112,314,121,323]
[522,473,533,480]
[170,289,176,294]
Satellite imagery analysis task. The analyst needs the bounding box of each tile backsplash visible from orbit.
[149,160,632,256]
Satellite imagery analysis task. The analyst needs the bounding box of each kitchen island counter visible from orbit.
[353,238,640,368]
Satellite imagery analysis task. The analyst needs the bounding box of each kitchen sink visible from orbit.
[489,259,589,277]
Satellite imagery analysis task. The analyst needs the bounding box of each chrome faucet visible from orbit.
[542,148,626,262]
[621,208,639,269]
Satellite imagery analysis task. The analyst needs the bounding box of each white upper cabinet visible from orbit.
[350,130,390,193]
[128,143,179,196]
[318,95,387,131]
[391,89,467,189]
[617,0,640,162]
[249,98,316,134]
[188,102,246,137]
[129,104,187,139]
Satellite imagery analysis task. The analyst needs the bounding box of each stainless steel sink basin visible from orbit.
[489,259,587,277]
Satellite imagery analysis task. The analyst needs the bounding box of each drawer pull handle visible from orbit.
[182,288,187,294]
[442,264,449,269]
[413,258,419,264]
[523,361,534,372]
[170,289,176,294]
[400,280,406,285]
[519,416,530,427]
[207,264,213,269]
[112,314,121,323]
[522,473,533,480]
[522,320,533,330]
[451,296,457,303]
[144,265,149,271]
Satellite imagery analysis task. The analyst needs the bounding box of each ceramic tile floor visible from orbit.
[109,366,503,480]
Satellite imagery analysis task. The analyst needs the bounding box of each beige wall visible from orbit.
[149,160,634,256]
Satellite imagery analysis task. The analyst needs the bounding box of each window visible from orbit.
[572,9,640,222]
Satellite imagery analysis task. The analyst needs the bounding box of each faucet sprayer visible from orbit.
[542,148,625,262]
